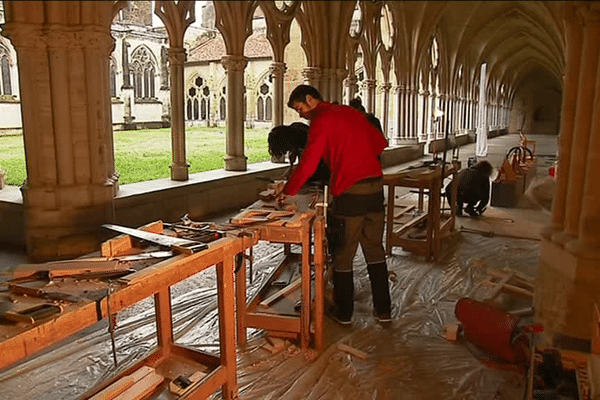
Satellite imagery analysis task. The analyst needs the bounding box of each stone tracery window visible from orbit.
[130,45,156,99]
[256,76,273,122]
[187,75,211,121]
[0,53,11,96]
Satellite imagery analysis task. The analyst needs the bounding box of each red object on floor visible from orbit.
[549,166,556,177]
[455,298,529,364]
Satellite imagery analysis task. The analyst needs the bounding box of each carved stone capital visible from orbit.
[301,67,322,81]
[221,55,248,72]
[269,62,286,78]
[393,85,404,94]
[168,47,187,66]
[381,82,392,92]
[364,79,377,90]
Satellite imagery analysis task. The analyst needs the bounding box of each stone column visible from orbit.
[269,61,286,128]
[381,82,392,139]
[167,47,189,180]
[333,69,348,104]
[302,66,322,89]
[535,3,600,345]
[564,6,600,258]
[222,55,248,171]
[392,85,402,144]
[2,18,117,261]
[554,7,599,246]
[543,9,584,240]
[344,74,358,104]
[422,90,430,141]
[364,79,377,114]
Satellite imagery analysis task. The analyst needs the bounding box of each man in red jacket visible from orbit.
[280,84,392,325]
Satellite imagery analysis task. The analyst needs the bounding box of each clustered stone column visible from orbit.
[168,47,189,180]
[392,85,403,144]
[363,78,377,113]
[380,82,392,139]
[269,61,286,128]
[344,74,358,104]
[536,3,600,344]
[3,18,117,261]
[222,55,249,171]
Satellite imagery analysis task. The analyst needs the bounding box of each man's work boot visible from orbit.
[367,262,392,323]
[331,270,354,325]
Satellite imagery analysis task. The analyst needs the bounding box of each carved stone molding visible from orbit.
[269,62,286,78]
[3,24,114,54]
[381,82,392,92]
[301,67,322,82]
[221,55,249,72]
[168,47,187,66]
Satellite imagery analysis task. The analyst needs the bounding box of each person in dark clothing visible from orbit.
[267,122,330,186]
[349,97,385,139]
[445,160,494,217]
[280,85,391,325]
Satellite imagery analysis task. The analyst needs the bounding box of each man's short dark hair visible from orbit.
[287,85,323,108]
[474,160,493,177]
[349,98,366,113]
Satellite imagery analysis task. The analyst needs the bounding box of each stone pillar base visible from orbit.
[535,238,600,346]
[26,203,113,262]
[170,163,189,181]
[225,156,248,171]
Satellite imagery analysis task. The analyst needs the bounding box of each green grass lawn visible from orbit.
[0,126,273,186]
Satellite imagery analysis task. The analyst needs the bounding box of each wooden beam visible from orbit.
[259,277,302,308]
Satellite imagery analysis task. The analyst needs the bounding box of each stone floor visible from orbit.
[0,133,557,399]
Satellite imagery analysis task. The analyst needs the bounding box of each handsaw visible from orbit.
[102,224,208,255]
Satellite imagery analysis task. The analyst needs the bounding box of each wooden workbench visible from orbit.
[0,222,257,399]
[232,192,327,352]
[383,161,460,261]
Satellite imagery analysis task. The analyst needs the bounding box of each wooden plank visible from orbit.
[112,370,164,400]
[337,343,367,360]
[12,259,120,279]
[89,376,135,400]
[392,213,428,236]
[259,278,302,307]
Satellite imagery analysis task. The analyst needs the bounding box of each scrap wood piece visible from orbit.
[12,259,120,280]
[259,277,302,308]
[444,322,462,341]
[89,364,156,400]
[112,369,164,400]
[337,343,367,360]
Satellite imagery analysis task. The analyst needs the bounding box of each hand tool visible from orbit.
[102,224,209,254]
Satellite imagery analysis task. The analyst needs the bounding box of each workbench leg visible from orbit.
[235,254,247,346]
[154,287,173,357]
[313,217,325,352]
[217,257,239,400]
[418,187,424,211]
[430,176,442,260]
[301,220,311,350]
[385,183,394,255]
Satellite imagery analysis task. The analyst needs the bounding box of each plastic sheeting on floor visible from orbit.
[0,227,539,400]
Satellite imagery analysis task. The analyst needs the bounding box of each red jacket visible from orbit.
[283,102,387,197]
